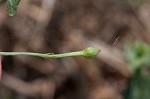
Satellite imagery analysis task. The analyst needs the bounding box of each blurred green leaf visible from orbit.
[124,41,150,99]
[115,0,146,10]
[124,41,150,72]
[6,0,21,16]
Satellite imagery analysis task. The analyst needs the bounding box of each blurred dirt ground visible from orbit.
[0,0,150,99]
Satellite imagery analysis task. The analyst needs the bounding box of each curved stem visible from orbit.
[0,51,83,59]
[0,47,100,59]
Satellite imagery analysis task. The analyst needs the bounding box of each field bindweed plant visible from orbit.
[0,1,100,80]
[0,47,100,59]
[0,48,100,79]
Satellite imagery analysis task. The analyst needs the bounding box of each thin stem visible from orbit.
[0,51,83,59]
[0,47,100,59]
[0,52,50,58]
[47,51,83,58]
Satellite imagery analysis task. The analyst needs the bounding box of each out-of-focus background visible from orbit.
[0,0,150,99]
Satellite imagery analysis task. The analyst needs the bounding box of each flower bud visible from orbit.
[83,47,100,58]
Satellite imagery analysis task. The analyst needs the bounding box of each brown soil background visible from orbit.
[0,0,150,99]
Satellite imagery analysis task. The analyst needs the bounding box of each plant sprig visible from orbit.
[6,0,21,16]
[0,0,21,16]
[0,47,100,59]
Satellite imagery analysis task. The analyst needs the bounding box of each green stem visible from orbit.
[0,47,100,59]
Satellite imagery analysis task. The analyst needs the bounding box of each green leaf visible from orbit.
[124,66,150,99]
[6,0,21,16]
[124,41,150,72]
[124,41,150,99]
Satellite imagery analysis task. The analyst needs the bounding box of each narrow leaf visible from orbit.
[6,0,21,16]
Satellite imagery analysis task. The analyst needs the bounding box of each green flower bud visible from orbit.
[83,47,100,58]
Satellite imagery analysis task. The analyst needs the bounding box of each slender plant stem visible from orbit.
[0,51,83,59]
[0,47,100,59]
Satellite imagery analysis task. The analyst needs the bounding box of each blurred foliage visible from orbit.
[124,41,150,99]
[125,41,150,72]
[115,0,146,10]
